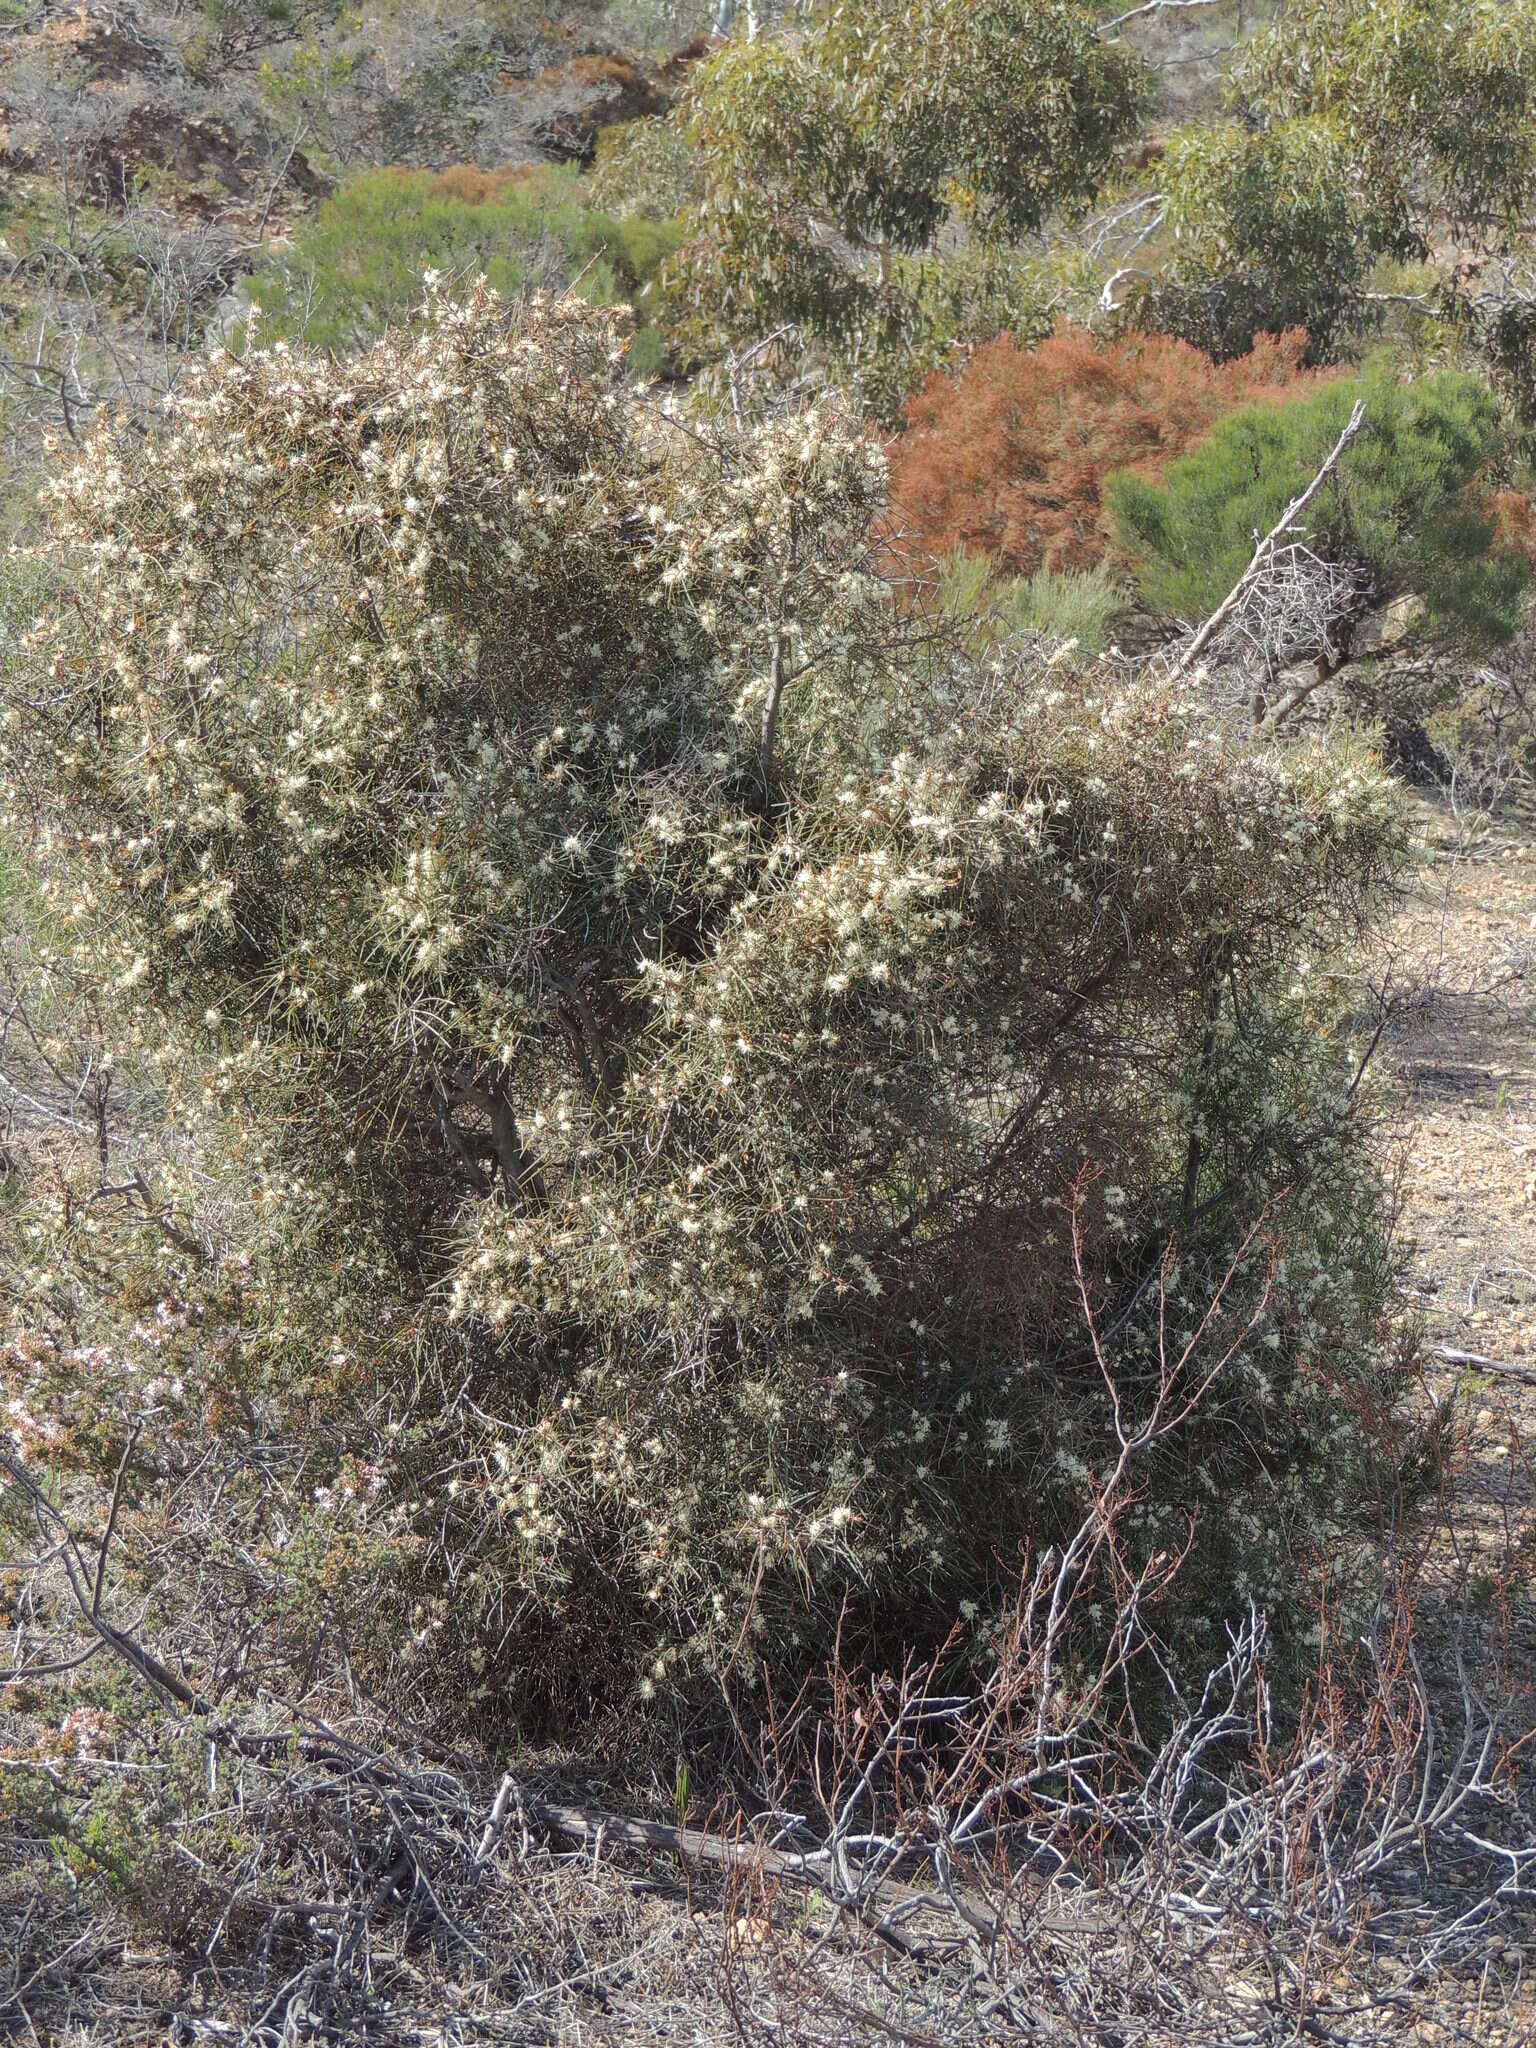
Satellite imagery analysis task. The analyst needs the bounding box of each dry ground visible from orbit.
[1376,788,1536,1652]
[1349,781,1536,2041]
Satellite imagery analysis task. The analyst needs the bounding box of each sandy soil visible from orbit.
[1352,786,1536,2033]
[1375,785,1536,1678]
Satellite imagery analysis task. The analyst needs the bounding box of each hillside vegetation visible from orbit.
[2,6,1535,2044]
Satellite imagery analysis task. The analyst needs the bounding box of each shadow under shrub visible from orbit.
[8,288,1417,1740]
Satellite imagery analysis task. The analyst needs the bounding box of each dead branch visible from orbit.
[1430,1342,1536,1385]
[1167,400,1367,685]
[1100,0,1222,31]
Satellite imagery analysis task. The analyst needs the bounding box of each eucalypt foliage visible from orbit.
[669,0,1152,418]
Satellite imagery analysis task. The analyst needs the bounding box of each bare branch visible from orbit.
[1166,400,1367,684]
[1099,0,1222,32]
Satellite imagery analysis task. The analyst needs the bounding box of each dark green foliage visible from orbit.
[1136,119,1391,362]
[1140,3,1536,366]
[1107,363,1529,643]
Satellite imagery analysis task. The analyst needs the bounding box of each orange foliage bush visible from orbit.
[426,164,533,205]
[884,326,1336,577]
[1487,485,1536,562]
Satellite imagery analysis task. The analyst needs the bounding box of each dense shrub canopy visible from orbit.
[1107,361,1530,643]
[1139,2,1536,362]
[669,0,1150,416]
[1234,0,1536,252]
[885,326,1332,579]
[13,289,1411,1721]
[1143,119,1388,362]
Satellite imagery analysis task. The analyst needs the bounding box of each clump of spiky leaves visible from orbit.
[935,547,1124,661]
[8,287,1413,1737]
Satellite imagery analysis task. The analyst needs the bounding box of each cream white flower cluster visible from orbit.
[15,284,1411,1706]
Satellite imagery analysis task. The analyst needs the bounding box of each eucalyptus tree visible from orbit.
[1141,0,1536,361]
[671,0,1152,413]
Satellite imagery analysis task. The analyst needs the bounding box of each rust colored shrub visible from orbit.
[1487,485,1536,562]
[885,326,1336,578]
[426,164,533,206]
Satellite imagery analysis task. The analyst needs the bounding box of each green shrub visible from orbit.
[10,289,1414,1734]
[1136,4,1536,365]
[668,0,1148,420]
[937,548,1123,659]
[1106,362,1529,644]
[1005,564,1123,653]
[240,162,681,364]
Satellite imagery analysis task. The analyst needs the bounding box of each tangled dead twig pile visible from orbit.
[1162,397,1367,688]
[5,1465,1532,2043]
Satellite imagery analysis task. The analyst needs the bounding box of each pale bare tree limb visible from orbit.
[1430,1343,1536,1385]
[1099,0,1222,33]
[1166,400,1366,685]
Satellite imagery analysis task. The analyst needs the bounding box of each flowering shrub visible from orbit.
[8,287,1414,1726]
[885,327,1333,580]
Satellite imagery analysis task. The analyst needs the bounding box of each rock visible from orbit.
[1350,593,1427,658]
[43,7,168,87]
[83,106,328,218]
[497,35,713,167]
[657,36,718,91]
[1275,658,1323,693]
